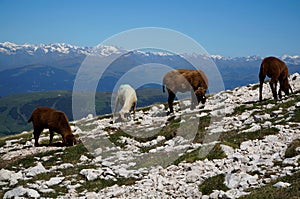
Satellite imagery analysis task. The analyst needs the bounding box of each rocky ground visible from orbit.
[0,73,299,198]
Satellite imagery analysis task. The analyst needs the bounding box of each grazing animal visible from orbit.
[28,107,76,147]
[114,84,137,122]
[162,69,208,114]
[259,56,293,101]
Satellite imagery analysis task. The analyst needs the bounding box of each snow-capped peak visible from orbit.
[0,42,299,64]
[0,42,124,57]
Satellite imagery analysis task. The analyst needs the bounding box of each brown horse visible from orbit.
[163,69,208,114]
[259,56,293,101]
[28,107,76,147]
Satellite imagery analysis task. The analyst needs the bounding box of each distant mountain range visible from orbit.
[0,42,299,96]
[0,42,299,136]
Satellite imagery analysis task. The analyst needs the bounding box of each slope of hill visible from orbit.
[0,89,166,136]
[0,73,299,198]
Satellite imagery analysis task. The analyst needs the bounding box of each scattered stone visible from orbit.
[80,168,103,181]
[26,162,48,177]
[0,169,22,186]
[273,181,291,188]
[3,186,40,199]
[1,73,300,198]
[45,177,65,186]
[79,155,89,162]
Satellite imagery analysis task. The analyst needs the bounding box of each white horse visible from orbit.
[114,84,137,122]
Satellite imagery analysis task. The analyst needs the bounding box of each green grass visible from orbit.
[1,86,299,197]
[285,139,300,158]
[241,171,300,199]
[174,143,227,165]
[205,144,227,160]
[0,131,33,148]
[198,174,229,195]
[106,117,179,153]
[220,127,279,148]
[174,148,201,165]
[76,177,139,193]
[193,115,211,143]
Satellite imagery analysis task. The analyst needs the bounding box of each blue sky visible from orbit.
[0,0,299,56]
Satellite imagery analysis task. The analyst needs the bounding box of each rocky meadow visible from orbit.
[0,73,299,198]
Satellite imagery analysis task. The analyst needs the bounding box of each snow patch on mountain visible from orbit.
[1,42,300,65]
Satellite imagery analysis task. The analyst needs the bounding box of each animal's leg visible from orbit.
[33,128,43,147]
[190,90,197,110]
[274,82,278,99]
[269,80,278,100]
[113,97,119,120]
[278,87,282,99]
[131,102,136,120]
[49,129,54,145]
[259,73,265,101]
[168,90,176,114]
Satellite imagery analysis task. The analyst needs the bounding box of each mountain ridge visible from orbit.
[1,42,300,64]
[1,42,299,97]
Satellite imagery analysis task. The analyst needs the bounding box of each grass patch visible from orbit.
[44,144,88,166]
[220,127,279,148]
[241,171,300,199]
[198,174,229,195]
[107,116,180,151]
[0,131,33,147]
[174,147,201,165]
[76,177,139,193]
[291,105,300,122]
[251,83,260,90]
[174,144,227,165]
[206,144,227,160]
[5,155,38,170]
[193,115,211,143]
[285,139,300,158]
[230,105,249,116]
[106,127,133,148]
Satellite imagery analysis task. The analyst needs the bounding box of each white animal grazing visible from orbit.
[114,84,137,122]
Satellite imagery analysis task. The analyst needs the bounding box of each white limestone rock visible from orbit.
[26,162,48,177]
[0,169,23,186]
[3,186,40,199]
[80,168,103,181]
[273,181,291,188]
[225,171,258,189]
[45,177,65,186]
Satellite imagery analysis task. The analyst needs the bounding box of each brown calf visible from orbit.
[163,69,208,114]
[259,57,293,101]
[28,107,76,147]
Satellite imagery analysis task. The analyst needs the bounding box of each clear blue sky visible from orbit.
[0,0,299,57]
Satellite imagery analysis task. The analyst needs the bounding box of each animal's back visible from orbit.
[118,84,137,102]
[163,69,208,91]
[186,70,208,89]
[28,107,70,131]
[28,107,55,124]
[260,57,287,79]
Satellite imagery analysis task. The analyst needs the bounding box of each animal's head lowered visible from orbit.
[63,133,77,146]
[195,87,207,104]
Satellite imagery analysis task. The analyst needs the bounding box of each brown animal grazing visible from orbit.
[259,56,293,101]
[28,107,76,147]
[163,69,208,114]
